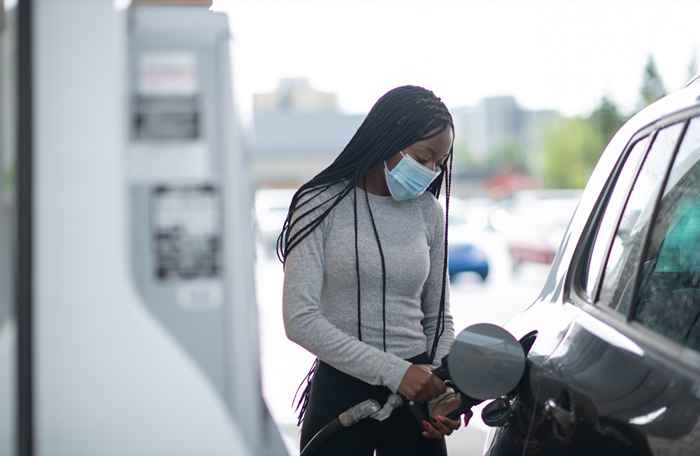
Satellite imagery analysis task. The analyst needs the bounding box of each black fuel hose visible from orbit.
[299,399,381,456]
[299,418,342,456]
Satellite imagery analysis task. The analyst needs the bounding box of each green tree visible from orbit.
[452,140,477,171]
[541,118,604,188]
[639,55,667,107]
[589,96,624,145]
[1,165,14,196]
[486,140,528,173]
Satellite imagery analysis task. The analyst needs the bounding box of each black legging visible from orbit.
[300,353,448,456]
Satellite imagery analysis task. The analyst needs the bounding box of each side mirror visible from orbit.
[447,323,526,400]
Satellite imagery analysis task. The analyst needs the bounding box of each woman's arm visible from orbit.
[421,196,455,368]
[282,199,411,393]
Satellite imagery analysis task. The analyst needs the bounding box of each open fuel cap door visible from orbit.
[448,323,526,400]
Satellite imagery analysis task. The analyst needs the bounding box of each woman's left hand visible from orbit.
[421,415,460,439]
[421,409,473,440]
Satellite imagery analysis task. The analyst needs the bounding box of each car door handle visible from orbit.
[544,398,576,442]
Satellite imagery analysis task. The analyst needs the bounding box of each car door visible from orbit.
[527,114,700,455]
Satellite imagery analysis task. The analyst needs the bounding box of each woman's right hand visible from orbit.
[398,365,446,402]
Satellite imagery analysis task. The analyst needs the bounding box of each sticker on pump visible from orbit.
[151,184,220,281]
[132,51,201,141]
[139,51,199,96]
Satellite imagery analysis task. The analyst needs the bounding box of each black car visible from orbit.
[483,76,700,456]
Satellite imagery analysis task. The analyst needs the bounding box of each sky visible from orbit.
[213,0,700,125]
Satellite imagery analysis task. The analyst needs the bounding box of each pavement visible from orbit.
[256,230,550,456]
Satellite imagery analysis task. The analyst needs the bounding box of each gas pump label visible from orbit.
[139,52,198,96]
[132,95,200,140]
[151,185,220,281]
[132,51,201,141]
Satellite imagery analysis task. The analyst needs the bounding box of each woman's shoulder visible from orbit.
[291,182,349,226]
[417,191,444,223]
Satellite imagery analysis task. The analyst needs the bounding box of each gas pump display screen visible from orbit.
[151,185,220,281]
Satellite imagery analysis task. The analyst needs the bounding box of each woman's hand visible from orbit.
[398,365,446,402]
[421,409,473,440]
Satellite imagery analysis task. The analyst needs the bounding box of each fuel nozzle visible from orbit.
[338,399,381,427]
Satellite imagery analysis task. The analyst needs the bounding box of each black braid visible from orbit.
[363,177,388,352]
[353,186,362,341]
[280,86,454,425]
[429,149,453,362]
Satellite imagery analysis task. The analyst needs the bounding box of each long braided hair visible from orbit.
[278,85,454,424]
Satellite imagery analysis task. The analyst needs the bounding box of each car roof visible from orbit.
[624,78,700,135]
[593,78,700,179]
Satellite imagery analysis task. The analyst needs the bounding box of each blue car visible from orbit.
[448,241,490,282]
[445,207,490,282]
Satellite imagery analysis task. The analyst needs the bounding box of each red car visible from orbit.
[490,190,581,271]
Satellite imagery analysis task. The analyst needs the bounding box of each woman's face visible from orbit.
[386,127,454,172]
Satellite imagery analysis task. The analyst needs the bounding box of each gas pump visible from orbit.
[1,1,288,455]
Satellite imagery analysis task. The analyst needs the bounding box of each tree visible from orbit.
[541,118,604,189]
[486,140,528,174]
[639,55,666,107]
[589,96,624,145]
[1,165,14,198]
[452,141,478,172]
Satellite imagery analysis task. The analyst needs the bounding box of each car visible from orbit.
[443,197,491,282]
[490,190,582,271]
[254,188,296,259]
[481,76,700,455]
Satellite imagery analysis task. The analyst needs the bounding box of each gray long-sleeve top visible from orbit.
[282,183,455,393]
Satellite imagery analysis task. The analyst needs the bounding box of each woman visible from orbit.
[280,86,463,455]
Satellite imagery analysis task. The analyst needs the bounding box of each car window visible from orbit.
[583,136,651,299]
[634,117,700,351]
[598,123,684,314]
[0,5,16,453]
[1,5,15,207]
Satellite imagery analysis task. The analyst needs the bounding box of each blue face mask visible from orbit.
[384,151,441,201]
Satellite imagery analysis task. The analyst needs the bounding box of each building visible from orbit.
[251,79,362,187]
[254,77,338,113]
[251,82,561,188]
[453,96,560,174]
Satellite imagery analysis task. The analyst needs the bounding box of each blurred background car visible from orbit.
[445,196,491,282]
[255,188,296,258]
[488,189,581,272]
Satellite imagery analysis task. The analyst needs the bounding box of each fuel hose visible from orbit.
[299,399,381,456]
